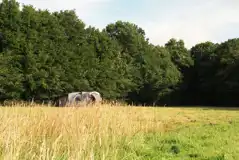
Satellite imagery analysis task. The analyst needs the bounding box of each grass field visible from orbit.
[0,104,238,160]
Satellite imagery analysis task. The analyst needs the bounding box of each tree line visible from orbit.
[1,0,239,107]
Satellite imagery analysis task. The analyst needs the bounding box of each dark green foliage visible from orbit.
[165,38,194,70]
[0,0,24,100]
[213,39,239,105]
[163,38,194,105]
[104,21,181,105]
[189,39,239,106]
[1,0,239,106]
[190,42,219,105]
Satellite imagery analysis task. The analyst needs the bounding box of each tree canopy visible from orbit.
[1,0,239,107]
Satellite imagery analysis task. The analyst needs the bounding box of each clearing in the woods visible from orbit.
[0,104,238,160]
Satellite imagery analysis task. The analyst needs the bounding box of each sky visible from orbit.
[13,0,239,48]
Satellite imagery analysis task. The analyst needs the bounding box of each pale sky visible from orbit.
[13,0,239,48]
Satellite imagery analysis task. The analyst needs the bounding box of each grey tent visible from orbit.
[81,91,102,102]
[55,91,102,107]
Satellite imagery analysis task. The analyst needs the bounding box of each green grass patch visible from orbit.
[116,122,239,160]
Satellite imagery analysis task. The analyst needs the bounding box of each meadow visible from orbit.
[0,103,238,160]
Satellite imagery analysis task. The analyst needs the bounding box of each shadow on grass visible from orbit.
[167,106,239,111]
[131,105,239,111]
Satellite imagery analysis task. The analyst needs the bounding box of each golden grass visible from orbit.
[0,103,238,159]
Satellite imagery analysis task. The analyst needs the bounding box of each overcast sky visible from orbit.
[13,0,239,48]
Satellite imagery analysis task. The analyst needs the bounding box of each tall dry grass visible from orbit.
[0,103,238,159]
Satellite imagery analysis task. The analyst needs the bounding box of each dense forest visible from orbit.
[1,0,239,107]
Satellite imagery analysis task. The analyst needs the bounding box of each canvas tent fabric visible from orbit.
[68,92,81,104]
[89,91,102,102]
[66,91,102,105]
